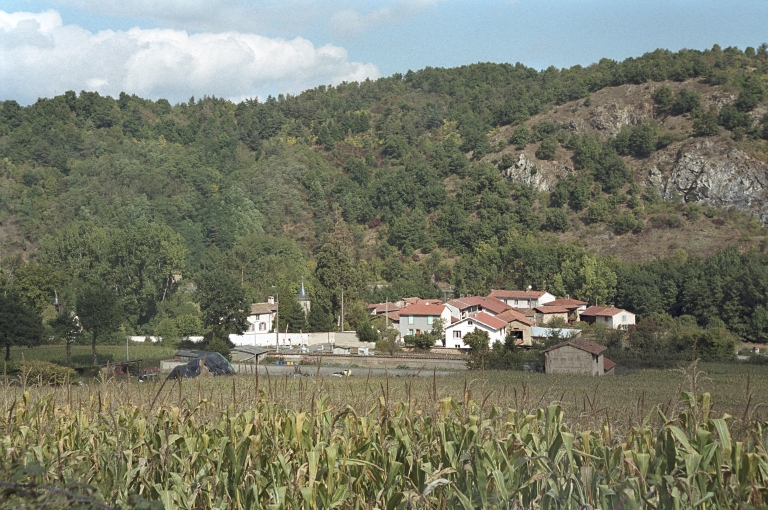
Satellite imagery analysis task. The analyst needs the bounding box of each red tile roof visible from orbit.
[448,296,510,315]
[400,304,446,316]
[580,306,626,317]
[534,306,571,314]
[402,297,442,306]
[368,303,401,314]
[513,307,536,318]
[543,339,608,355]
[496,309,534,327]
[386,311,400,321]
[548,298,588,307]
[490,289,548,300]
[468,312,508,330]
[603,357,617,371]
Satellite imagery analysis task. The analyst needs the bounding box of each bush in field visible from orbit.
[17,360,76,385]
[403,334,433,350]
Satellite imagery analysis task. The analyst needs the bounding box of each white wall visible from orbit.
[443,319,505,349]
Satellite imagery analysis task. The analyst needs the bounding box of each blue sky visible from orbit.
[2,0,767,105]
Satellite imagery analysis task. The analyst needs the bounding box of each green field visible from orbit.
[3,343,177,371]
[1,354,767,508]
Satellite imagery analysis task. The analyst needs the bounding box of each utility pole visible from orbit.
[340,288,344,332]
[275,293,279,354]
[385,298,389,329]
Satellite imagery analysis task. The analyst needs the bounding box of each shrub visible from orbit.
[403,334,434,350]
[17,360,76,385]
[611,211,638,235]
[543,208,570,232]
[509,125,530,148]
[535,138,557,160]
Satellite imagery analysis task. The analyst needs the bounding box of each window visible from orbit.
[427,316,434,325]
[514,300,518,305]
[408,316,414,324]
[259,322,266,331]
[622,315,627,322]
[468,320,473,326]
[453,331,462,338]
[408,329,414,335]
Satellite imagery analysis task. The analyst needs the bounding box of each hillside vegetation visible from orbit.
[1,44,768,343]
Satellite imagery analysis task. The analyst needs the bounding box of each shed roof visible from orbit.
[543,338,607,355]
[603,357,617,371]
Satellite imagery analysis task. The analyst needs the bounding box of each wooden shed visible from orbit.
[543,339,615,376]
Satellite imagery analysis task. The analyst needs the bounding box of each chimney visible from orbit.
[268,296,275,304]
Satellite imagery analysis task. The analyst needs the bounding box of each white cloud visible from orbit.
[328,0,437,39]
[0,9,380,104]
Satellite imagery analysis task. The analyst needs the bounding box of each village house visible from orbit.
[495,309,534,346]
[247,297,278,332]
[489,289,556,308]
[546,298,588,322]
[443,312,508,349]
[543,339,616,376]
[398,304,452,339]
[445,295,510,320]
[367,302,401,316]
[534,305,570,325]
[579,306,636,329]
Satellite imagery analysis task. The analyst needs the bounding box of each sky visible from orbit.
[1,0,767,105]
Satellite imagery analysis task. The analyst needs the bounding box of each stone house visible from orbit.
[495,309,534,346]
[579,306,636,329]
[534,305,570,325]
[543,339,615,376]
[546,298,588,322]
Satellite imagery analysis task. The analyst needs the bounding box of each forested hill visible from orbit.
[1,44,768,342]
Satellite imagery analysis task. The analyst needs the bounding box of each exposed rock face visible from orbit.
[500,153,570,192]
[589,101,654,135]
[658,140,768,222]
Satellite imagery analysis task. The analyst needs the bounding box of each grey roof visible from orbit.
[531,327,581,338]
[231,346,269,356]
[296,281,310,300]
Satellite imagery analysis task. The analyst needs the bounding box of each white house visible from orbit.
[579,306,636,330]
[489,290,556,309]
[246,298,277,333]
[443,312,508,349]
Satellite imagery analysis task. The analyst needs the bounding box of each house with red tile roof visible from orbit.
[445,296,510,320]
[495,309,533,345]
[443,312,509,349]
[398,304,451,340]
[534,305,570,325]
[543,339,616,375]
[489,289,556,308]
[579,306,635,330]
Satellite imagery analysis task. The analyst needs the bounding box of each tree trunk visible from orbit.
[66,340,71,368]
[5,342,9,362]
[92,331,98,366]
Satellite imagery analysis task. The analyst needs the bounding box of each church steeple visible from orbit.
[296,278,311,314]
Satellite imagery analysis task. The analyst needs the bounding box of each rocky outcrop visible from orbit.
[656,140,768,222]
[589,100,654,135]
[500,153,570,192]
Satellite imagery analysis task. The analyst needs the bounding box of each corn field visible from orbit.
[1,364,767,509]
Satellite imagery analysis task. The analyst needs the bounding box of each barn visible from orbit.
[543,339,615,376]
